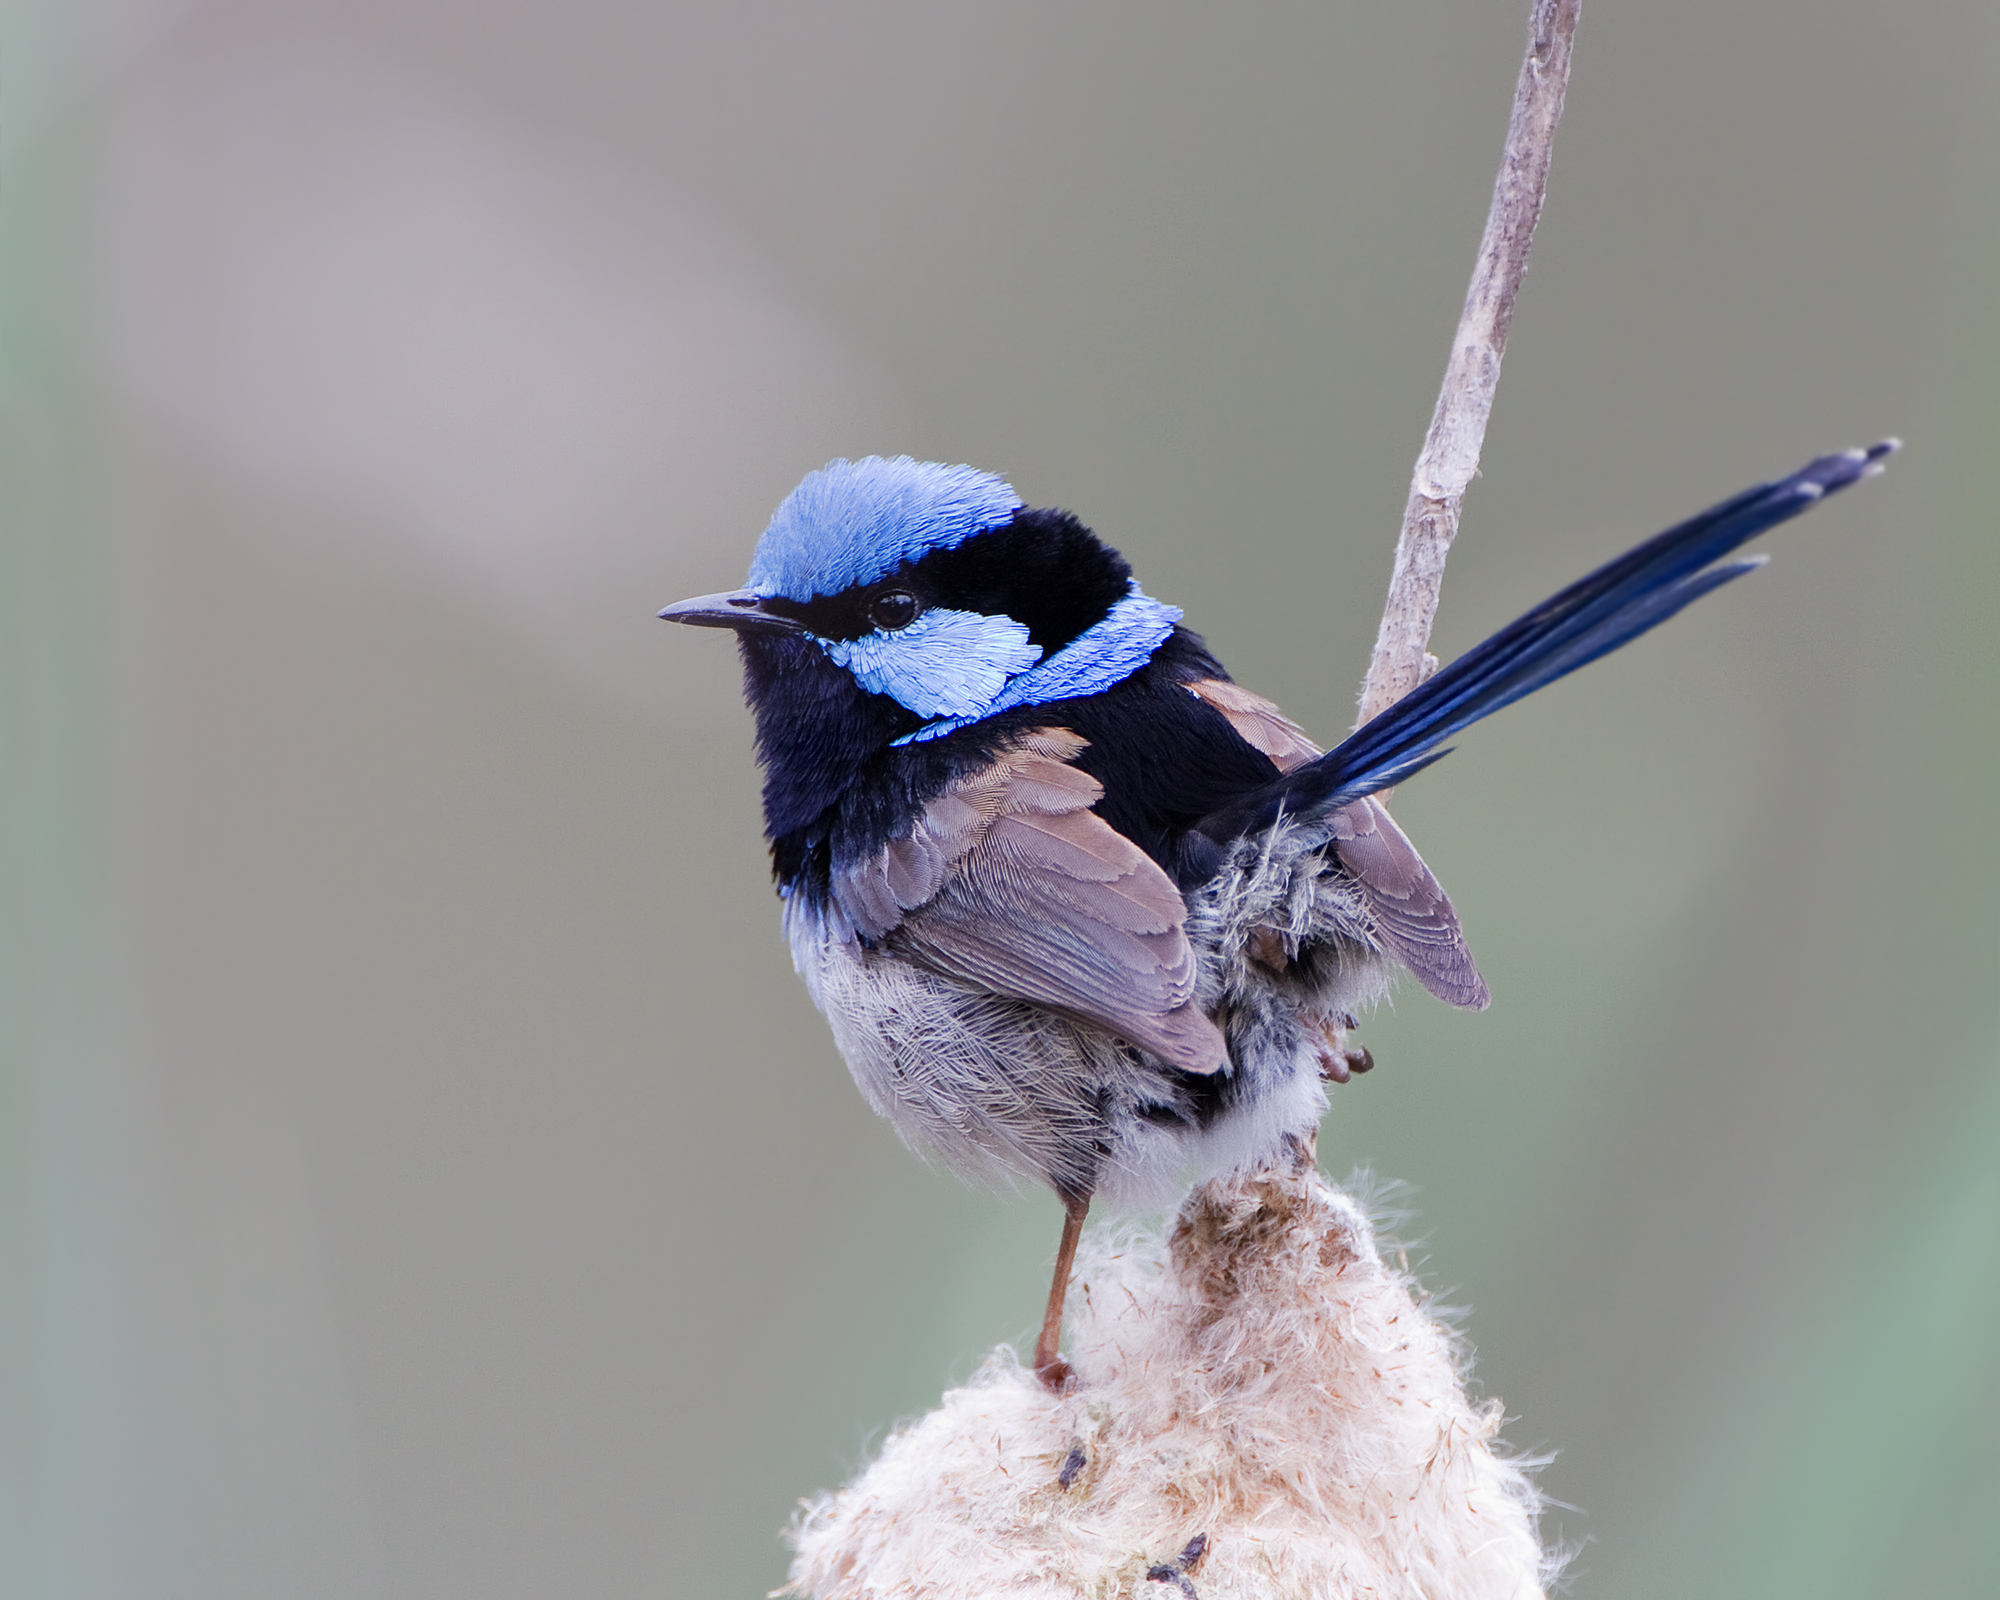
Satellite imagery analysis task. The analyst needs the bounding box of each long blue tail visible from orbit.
[1199,440,1897,842]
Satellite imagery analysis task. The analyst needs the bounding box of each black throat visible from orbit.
[739,632,920,850]
[744,623,1284,909]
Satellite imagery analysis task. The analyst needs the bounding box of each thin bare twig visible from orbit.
[1355,0,1581,728]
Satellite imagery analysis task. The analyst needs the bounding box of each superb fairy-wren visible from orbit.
[662,442,1893,1388]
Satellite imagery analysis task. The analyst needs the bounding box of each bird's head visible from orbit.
[662,458,1183,799]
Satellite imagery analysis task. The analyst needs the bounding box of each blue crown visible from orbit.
[748,457,1025,600]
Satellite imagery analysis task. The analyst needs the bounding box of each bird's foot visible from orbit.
[1314,1020,1374,1083]
[1035,1354,1077,1396]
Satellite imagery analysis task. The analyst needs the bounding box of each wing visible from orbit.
[1329,797,1489,1010]
[1186,679,1489,1010]
[830,728,1228,1074]
[1183,677,1322,770]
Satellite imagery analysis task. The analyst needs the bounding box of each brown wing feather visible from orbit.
[1187,678,1490,1010]
[1185,678,1323,771]
[1330,798,1490,1010]
[831,728,1228,1074]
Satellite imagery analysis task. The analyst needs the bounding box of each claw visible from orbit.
[1314,1020,1375,1083]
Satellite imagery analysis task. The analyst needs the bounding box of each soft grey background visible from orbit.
[5,1,1997,1595]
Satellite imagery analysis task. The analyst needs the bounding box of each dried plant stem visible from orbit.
[1356,0,1581,728]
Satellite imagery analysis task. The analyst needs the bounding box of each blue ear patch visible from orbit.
[750,457,1024,600]
[823,609,1043,720]
[893,587,1183,743]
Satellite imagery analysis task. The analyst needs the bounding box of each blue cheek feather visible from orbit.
[822,609,1043,720]
[893,587,1183,744]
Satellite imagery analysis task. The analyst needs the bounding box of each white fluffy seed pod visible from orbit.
[784,1154,1552,1599]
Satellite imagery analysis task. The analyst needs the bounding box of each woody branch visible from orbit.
[1356,0,1580,727]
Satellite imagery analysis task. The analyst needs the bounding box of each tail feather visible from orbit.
[1198,440,1897,842]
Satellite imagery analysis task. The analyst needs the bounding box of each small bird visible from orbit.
[661,441,1894,1389]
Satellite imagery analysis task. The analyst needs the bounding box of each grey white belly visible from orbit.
[786,821,1399,1212]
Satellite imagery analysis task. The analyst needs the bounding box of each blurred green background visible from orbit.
[5,1,1996,1594]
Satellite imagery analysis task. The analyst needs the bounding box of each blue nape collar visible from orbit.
[892,588,1182,744]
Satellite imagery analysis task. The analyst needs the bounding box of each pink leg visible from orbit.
[1032,1194,1090,1393]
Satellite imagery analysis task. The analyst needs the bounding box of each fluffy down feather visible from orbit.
[1186,678,1488,1009]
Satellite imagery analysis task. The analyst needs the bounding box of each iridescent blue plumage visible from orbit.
[1196,440,1900,840]
[825,606,1041,720]
[660,439,1896,1391]
[735,455,1189,730]
[749,456,1023,599]
[894,586,1184,742]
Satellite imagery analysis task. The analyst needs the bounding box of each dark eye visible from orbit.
[869,589,921,631]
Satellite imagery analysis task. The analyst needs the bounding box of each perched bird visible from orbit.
[661,441,1894,1388]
